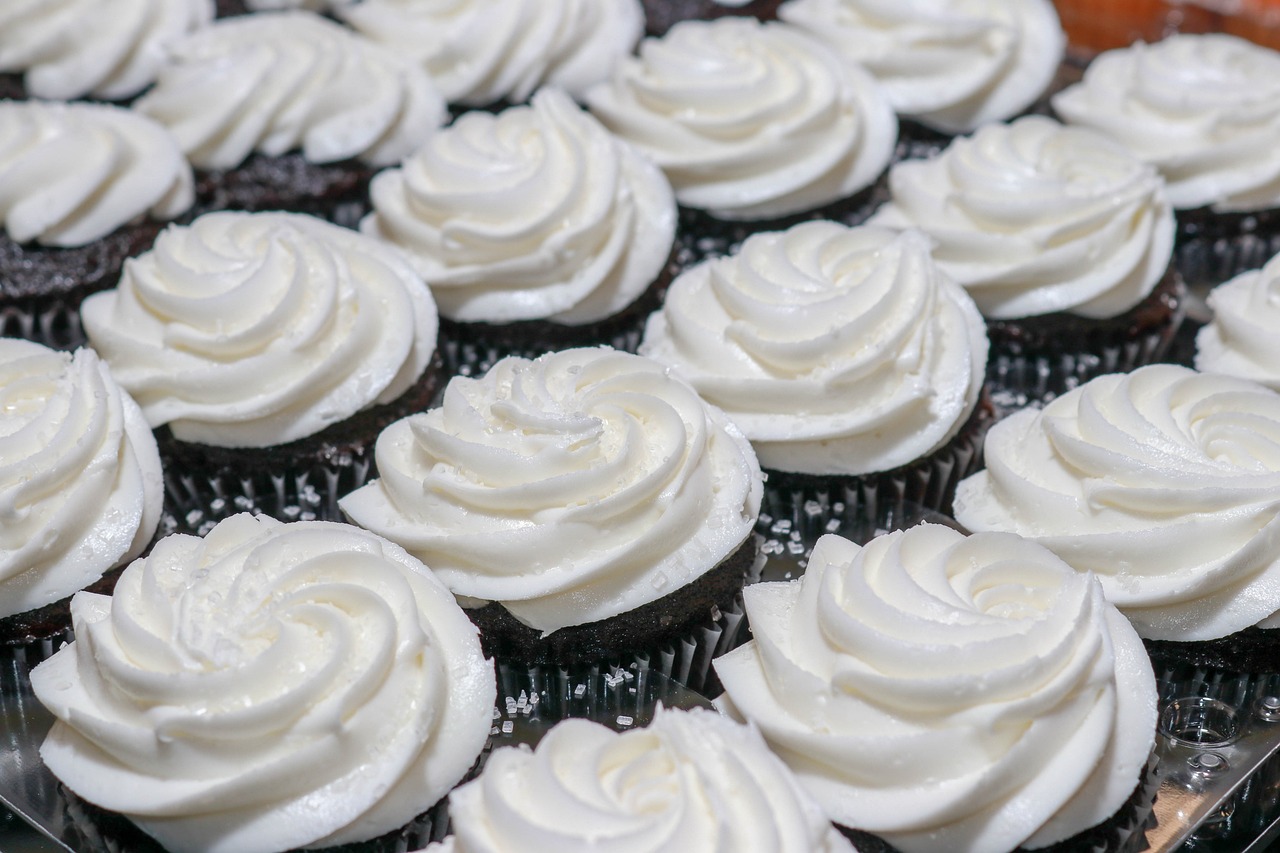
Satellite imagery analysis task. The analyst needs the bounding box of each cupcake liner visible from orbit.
[640,0,783,36]
[1175,206,1280,293]
[0,566,126,662]
[191,152,377,230]
[1146,628,1280,679]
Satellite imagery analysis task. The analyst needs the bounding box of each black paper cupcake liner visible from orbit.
[1175,206,1280,293]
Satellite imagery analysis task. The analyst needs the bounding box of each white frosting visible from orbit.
[641,222,987,475]
[0,0,212,101]
[340,0,643,107]
[954,364,1280,641]
[869,115,1175,320]
[715,525,1157,852]
[424,708,853,853]
[31,514,495,853]
[1196,254,1280,390]
[362,88,676,325]
[584,17,897,221]
[340,347,762,635]
[0,101,193,248]
[778,0,1064,134]
[0,340,162,620]
[1052,34,1280,213]
[80,211,438,449]
[134,11,446,171]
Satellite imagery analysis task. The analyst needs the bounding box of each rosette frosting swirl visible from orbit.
[1196,254,1280,390]
[0,0,211,101]
[427,708,853,853]
[80,211,438,449]
[31,514,496,853]
[778,0,1064,133]
[584,17,897,221]
[869,115,1175,320]
[341,0,643,107]
[715,525,1157,853]
[640,222,987,475]
[339,347,762,634]
[1052,33,1280,212]
[362,88,676,324]
[954,364,1280,641]
[134,11,446,171]
[0,340,162,619]
[0,101,193,248]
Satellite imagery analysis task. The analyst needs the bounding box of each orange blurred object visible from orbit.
[1054,0,1280,56]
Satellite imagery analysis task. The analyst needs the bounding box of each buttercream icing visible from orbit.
[954,364,1280,641]
[362,88,676,324]
[31,513,495,853]
[339,347,762,635]
[80,210,438,449]
[640,222,987,475]
[0,340,162,620]
[134,10,446,171]
[0,101,193,248]
[778,0,1064,134]
[584,17,897,221]
[715,524,1157,852]
[1196,254,1280,390]
[1052,33,1280,213]
[869,115,1175,320]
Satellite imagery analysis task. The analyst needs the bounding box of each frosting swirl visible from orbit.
[341,0,643,107]
[0,101,193,248]
[0,340,162,619]
[80,211,438,449]
[31,514,495,853]
[1052,33,1280,213]
[778,0,1064,134]
[715,525,1157,852]
[426,708,853,853]
[362,88,676,324]
[1196,254,1280,390]
[584,17,897,221]
[954,364,1280,641]
[0,0,211,101]
[640,222,987,475]
[134,11,446,171]
[339,347,762,634]
[869,115,1175,320]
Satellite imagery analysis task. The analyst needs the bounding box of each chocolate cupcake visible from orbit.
[778,0,1066,161]
[869,115,1183,403]
[640,221,991,524]
[340,0,643,109]
[0,340,162,659]
[585,16,897,265]
[79,210,442,529]
[716,525,1159,853]
[0,100,194,349]
[340,347,763,689]
[1053,33,1280,293]
[133,10,446,228]
[30,514,495,853]
[361,87,678,377]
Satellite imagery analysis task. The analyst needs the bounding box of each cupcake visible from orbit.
[0,100,194,349]
[339,346,763,685]
[134,10,446,227]
[79,210,441,529]
[361,87,677,376]
[953,364,1280,670]
[0,0,212,101]
[715,524,1159,852]
[868,114,1182,402]
[1052,33,1280,291]
[1194,251,1280,388]
[777,0,1066,158]
[0,339,162,654]
[30,513,496,853]
[423,707,853,852]
[584,16,897,264]
[340,0,644,109]
[639,221,991,525]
